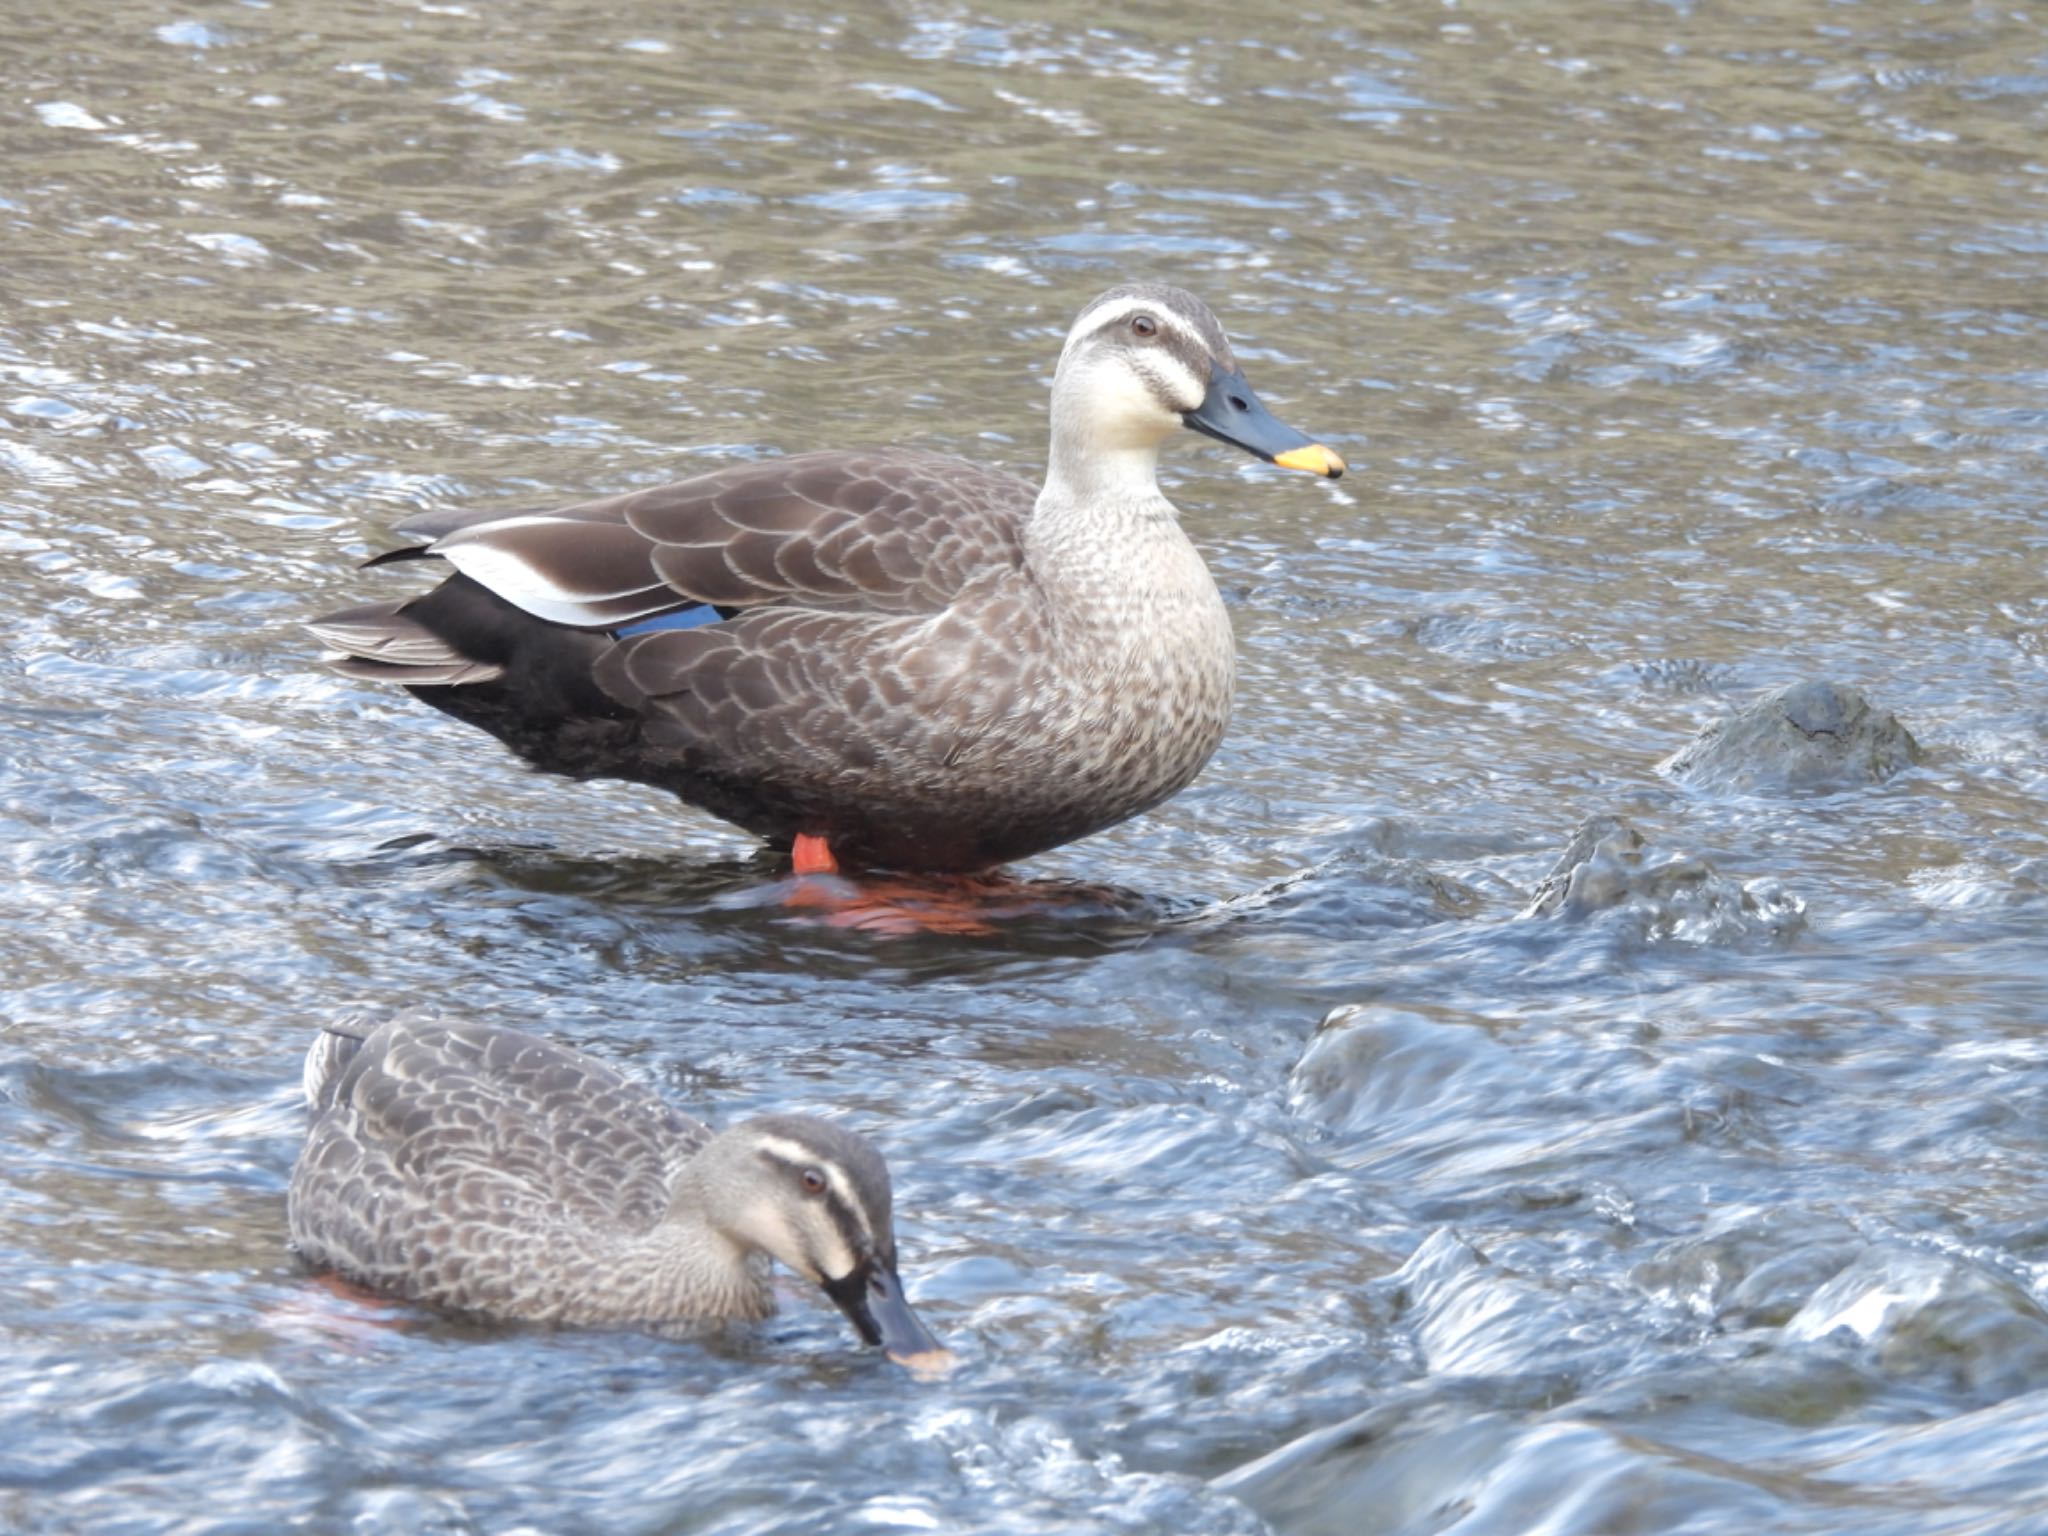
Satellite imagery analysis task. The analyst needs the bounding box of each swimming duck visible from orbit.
[287,1015,949,1368]
[309,284,1345,874]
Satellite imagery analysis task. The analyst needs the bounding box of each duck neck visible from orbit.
[1039,388,1175,512]
[586,1196,773,1325]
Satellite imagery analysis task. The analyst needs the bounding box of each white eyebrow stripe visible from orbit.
[752,1134,872,1237]
[1066,297,1208,357]
[752,1132,826,1167]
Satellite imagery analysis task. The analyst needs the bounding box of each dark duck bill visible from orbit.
[1182,359,1346,478]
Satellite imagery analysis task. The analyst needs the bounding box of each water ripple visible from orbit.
[1,0,2045,1531]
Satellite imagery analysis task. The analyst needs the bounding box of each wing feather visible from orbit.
[403,448,1032,630]
[319,1018,709,1238]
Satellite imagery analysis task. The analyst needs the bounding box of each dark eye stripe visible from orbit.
[1129,356,1190,411]
[1094,308,1208,371]
[1164,334,1210,391]
[760,1149,872,1248]
[823,1191,867,1255]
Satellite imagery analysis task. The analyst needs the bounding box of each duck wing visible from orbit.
[290,1017,710,1290]
[396,447,1035,631]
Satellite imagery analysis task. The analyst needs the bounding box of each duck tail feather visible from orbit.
[304,1026,364,1111]
[306,599,507,685]
[302,1009,402,1110]
[326,653,506,686]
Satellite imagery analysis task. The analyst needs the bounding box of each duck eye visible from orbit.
[800,1167,828,1196]
[1130,313,1158,338]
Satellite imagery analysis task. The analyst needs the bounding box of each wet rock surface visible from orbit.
[1783,1245,2048,1400]
[1661,681,1922,793]
[1519,815,1806,944]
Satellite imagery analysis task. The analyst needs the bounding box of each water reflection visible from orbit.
[2,0,2046,1531]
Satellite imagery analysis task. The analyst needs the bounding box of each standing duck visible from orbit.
[288,1015,950,1367]
[309,284,1345,874]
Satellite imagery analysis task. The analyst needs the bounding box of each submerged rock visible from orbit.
[1661,679,1921,792]
[1210,844,1484,932]
[1290,1004,1524,1134]
[1217,1391,1797,1536]
[1520,815,1804,944]
[1786,1244,2048,1398]
[1632,1205,1866,1329]
[1214,1392,1526,1536]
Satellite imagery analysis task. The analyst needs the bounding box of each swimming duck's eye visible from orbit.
[800,1167,828,1196]
[1130,314,1158,338]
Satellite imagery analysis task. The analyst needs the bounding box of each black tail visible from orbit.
[310,572,636,783]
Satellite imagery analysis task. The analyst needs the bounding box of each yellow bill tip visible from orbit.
[887,1345,962,1379]
[1273,443,1346,479]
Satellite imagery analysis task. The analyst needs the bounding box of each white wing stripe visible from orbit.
[436,542,668,627]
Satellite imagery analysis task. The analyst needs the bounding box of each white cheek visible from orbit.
[1079,357,1183,445]
[1152,355,1207,416]
[740,1204,861,1282]
[739,1207,812,1275]
[813,1230,860,1282]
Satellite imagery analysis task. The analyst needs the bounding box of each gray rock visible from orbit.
[1520,815,1805,943]
[1661,679,1920,792]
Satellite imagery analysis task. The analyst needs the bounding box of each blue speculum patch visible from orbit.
[612,606,719,638]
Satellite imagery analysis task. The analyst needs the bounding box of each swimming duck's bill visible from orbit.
[823,1257,956,1372]
[1180,362,1346,480]
[1270,442,1348,478]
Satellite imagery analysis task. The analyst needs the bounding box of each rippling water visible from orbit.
[4,1,2046,1531]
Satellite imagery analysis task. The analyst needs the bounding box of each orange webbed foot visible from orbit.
[791,832,839,875]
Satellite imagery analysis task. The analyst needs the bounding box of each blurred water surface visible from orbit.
[3,0,2046,1531]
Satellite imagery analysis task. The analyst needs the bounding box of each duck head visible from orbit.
[1046,283,1346,492]
[706,1114,954,1372]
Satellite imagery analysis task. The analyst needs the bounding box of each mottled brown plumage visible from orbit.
[288,1016,946,1362]
[309,284,1343,871]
